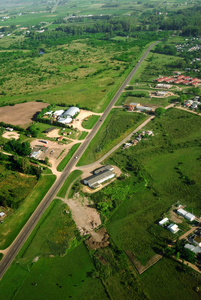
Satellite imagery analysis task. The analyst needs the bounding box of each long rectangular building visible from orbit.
[83,170,115,188]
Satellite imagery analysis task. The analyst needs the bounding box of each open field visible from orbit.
[0,243,108,300]
[0,102,48,126]
[78,108,147,165]
[0,174,56,249]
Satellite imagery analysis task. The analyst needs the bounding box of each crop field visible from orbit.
[0,174,56,249]
[91,108,201,264]
[78,108,147,165]
[0,102,49,126]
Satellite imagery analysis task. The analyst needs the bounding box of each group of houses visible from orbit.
[185,229,201,254]
[83,165,115,189]
[156,75,201,87]
[122,130,153,149]
[159,217,179,234]
[44,107,80,124]
[124,102,153,113]
[183,96,200,110]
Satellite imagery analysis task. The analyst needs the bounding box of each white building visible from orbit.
[0,212,5,217]
[177,208,187,217]
[83,170,115,189]
[58,116,72,124]
[62,107,80,118]
[167,223,179,234]
[185,212,196,222]
[53,110,64,117]
[159,217,169,226]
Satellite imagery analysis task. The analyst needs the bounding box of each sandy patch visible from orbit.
[63,192,101,236]
[72,109,101,132]
[2,131,20,140]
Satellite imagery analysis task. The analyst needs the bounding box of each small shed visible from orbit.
[159,217,169,226]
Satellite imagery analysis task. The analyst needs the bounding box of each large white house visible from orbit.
[58,107,80,124]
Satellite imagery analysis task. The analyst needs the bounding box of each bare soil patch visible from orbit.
[2,131,20,140]
[63,192,101,236]
[0,102,49,126]
[86,227,110,250]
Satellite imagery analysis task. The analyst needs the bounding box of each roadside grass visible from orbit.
[82,115,100,129]
[57,170,83,198]
[0,253,3,261]
[19,199,78,259]
[78,131,88,140]
[0,174,56,249]
[78,109,147,166]
[0,243,108,300]
[57,143,81,172]
[141,257,201,300]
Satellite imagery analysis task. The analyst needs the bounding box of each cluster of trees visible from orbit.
[4,139,31,156]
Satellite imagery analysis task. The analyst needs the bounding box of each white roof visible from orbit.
[185,212,195,221]
[58,117,72,124]
[177,208,187,216]
[53,110,64,116]
[0,212,5,217]
[159,217,169,225]
[62,107,80,118]
[167,223,179,233]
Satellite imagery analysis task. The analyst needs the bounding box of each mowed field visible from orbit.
[0,101,48,126]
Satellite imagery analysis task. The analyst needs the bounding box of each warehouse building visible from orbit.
[58,106,80,124]
[94,165,114,175]
[83,170,115,189]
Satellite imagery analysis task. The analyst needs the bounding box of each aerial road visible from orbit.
[0,40,159,280]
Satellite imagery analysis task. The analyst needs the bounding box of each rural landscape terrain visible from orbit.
[0,0,201,299]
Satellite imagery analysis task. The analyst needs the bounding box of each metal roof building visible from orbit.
[83,170,115,188]
[94,165,114,175]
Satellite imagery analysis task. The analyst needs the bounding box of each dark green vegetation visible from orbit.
[57,143,81,172]
[0,174,56,249]
[78,109,147,165]
[82,115,100,129]
[57,170,83,198]
[90,108,201,265]
[0,154,37,209]
[141,257,201,300]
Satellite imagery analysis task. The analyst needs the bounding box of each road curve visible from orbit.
[0,40,159,280]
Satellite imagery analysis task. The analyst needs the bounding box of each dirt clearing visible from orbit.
[0,102,49,126]
[2,131,20,140]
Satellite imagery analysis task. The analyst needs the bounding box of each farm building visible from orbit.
[155,91,169,97]
[177,208,195,221]
[83,170,115,189]
[167,223,179,234]
[62,107,80,118]
[136,106,153,112]
[43,127,57,134]
[184,244,201,254]
[53,110,64,118]
[155,84,172,89]
[159,217,169,226]
[177,208,187,217]
[0,212,5,217]
[94,165,114,175]
[124,103,140,111]
[58,116,72,124]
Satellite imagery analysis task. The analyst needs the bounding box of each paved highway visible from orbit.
[0,40,159,280]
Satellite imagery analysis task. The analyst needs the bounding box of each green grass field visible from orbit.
[78,108,147,166]
[57,143,81,172]
[0,243,108,300]
[141,257,201,300]
[78,131,88,140]
[92,108,201,264]
[82,115,100,129]
[0,174,56,249]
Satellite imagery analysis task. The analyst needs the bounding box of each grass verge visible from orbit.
[57,143,81,172]
[82,115,100,129]
[57,170,83,198]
